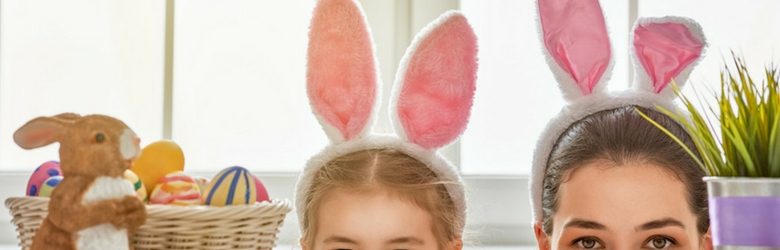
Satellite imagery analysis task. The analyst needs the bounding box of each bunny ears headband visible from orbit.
[295,0,477,234]
[530,0,707,222]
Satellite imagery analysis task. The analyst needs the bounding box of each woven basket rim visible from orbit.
[5,196,293,215]
[5,196,292,250]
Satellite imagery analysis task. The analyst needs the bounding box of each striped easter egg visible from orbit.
[202,166,257,207]
[124,169,148,201]
[149,171,201,206]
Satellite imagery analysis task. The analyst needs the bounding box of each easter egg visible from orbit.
[131,140,185,195]
[38,176,63,198]
[123,170,148,201]
[202,166,257,206]
[252,175,270,202]
[27,161,61,196]
[149,172,201,206]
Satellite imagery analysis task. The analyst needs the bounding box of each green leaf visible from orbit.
[644,55,780,177]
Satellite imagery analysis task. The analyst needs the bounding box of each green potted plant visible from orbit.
[639,56,780,249]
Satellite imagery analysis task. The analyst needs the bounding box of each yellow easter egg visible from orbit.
[123,169,148,201]
[131,140,185,195]
[202,166,257,207]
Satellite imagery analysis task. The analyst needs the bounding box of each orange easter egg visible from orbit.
[131,140,185,195]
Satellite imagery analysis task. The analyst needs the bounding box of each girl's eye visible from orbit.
[644,236,675,249]
[574,237,604,249]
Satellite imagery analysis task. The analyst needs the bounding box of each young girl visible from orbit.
[530,0,711,249]
[295,0,478,249]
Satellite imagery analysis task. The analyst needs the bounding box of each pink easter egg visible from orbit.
[252,175,270,202]
[27,161,61,196]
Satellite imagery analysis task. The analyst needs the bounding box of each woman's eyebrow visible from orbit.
[385,237,425,245]
[564,219,608,230]
[636,218,686,231]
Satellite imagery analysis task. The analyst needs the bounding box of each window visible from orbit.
[460,0,780,175]
[0,1,322,172]
[639,0,780,101]
[171,0,323,172]
[460,0,629,175]
[0,0,165,170]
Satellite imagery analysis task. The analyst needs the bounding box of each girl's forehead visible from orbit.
[314,190,438,247]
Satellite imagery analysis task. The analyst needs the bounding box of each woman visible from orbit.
[531,0,711,248]
[534,107,711,249]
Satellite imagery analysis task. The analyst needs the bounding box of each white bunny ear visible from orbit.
[537,0,613,101]
[631,16,706,97]
[392,11,478,150]
[307,0,379,143]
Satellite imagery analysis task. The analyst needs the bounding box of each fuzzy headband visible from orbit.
[295,0,477,235]
[530,0,707,223]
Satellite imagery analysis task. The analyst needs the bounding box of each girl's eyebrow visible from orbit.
[323,236,358,244]
[386,237,425,245]
[636,218,685,231]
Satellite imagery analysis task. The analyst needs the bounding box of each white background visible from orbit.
[1,0,779,247]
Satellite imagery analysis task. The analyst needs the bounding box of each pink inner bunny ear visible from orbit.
[14,117,64,149]
[538,0,612,97]
[394,12,477,149]
[307,0,377,142]
[633,18,705,93]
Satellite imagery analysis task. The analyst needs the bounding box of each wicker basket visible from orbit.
[5,197,292,250]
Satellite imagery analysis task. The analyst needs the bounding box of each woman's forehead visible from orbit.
[555,161,696,228]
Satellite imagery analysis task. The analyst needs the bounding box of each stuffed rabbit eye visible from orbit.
[94,133,106,143]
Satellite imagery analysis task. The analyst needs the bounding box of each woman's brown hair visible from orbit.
[300,148,460,248]
[541,106,709,234]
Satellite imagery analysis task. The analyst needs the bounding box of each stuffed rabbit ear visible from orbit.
[538,0,613,101]
[307,0,379,143]
[631,17,706,97]
[392,11,477,150]
[14,115,72,149]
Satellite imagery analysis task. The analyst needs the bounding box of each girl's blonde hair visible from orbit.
[301,148,461,248]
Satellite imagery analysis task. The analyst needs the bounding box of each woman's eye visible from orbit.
[575,237,603,249]
[644,236,674,249]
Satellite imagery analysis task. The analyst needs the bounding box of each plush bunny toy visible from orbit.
[14,113,146,250]
[296,0,478,236]
[530,0,707,223]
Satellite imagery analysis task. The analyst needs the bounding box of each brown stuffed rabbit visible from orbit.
[14,113,147,250]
